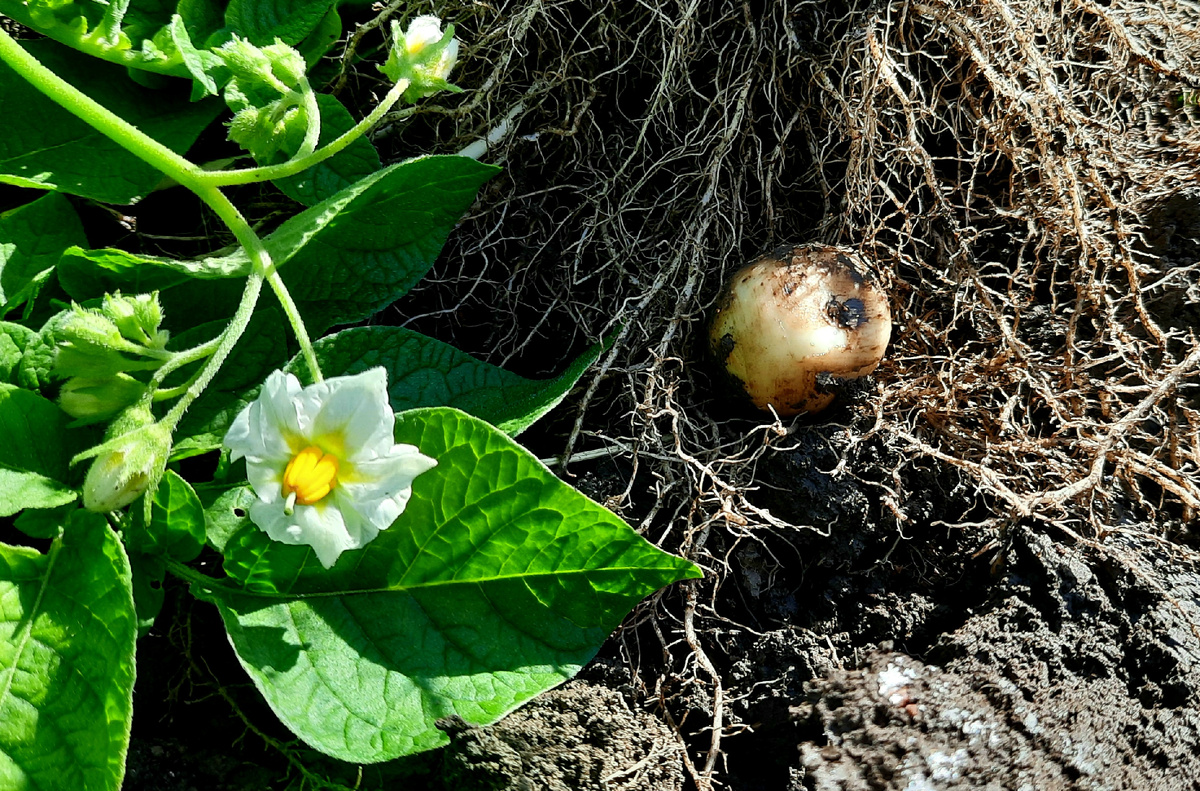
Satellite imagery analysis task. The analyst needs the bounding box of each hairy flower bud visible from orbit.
[59,374,147,423]
[50,296,167,422]
[52,344,146,380]
[380,16,462,102]
[58,305,128,351]
[216,36,313,161]
[102,292,166,349]
[81,404,171,512]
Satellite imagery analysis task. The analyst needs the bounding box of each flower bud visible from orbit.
[403,16,451,56]
[52,344,145,380]
[379,17,462,102]
[216,37,313,161]
[50,297,166,416]
[58,305,127,351]
[218,37,306,89]
[102,292,165,349]
[82,404,172,512]
[59,374,147,423]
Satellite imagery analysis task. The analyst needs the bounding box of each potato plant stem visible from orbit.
[151,337,223,392]
[266,271,323,383]
[0,27,204,185]
[0,27,326,405]
[197,79,410,188]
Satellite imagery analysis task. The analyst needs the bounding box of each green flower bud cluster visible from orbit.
[379,16,463,103]
[216,36,312,161]
[52,292,169,423]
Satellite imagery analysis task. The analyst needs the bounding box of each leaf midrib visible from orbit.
[0,535,61,724]
[217,563,685,601]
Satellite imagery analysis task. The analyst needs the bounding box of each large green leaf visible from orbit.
[0,193,86,317]
[224,0,335,45]
[297,325,609,435]
[199,408,700,762]
[278,155,498,332]
[55,156,494,331]
[57,246,233,301]
[0,384,89,517]
[0,511,137,790]
[0,40,222,204]
[173,323,601,456]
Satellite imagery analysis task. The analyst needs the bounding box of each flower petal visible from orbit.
[303,368,395,460]
[246,458,284,504]
[249,499,355,569]
[338,444,437,532]
[225,370,302,463]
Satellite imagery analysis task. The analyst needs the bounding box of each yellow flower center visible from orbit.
[282,446,339,507]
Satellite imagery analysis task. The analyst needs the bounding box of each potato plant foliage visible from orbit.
[0,1,700,787]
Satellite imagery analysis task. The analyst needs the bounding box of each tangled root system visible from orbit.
[339,0,1200,784]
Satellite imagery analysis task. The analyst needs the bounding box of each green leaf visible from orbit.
[12,503,78,540]
[122,0,178,41]
[0,40,223,204]
[57,246,245,302]
[274,155,497,332]
[0,511,137,790]
[127,469,205,561]
[297,325,608,435]
[169,14,222,98]
[273,94,382,207]
[295,5,341,67]
[210,155,492,332]
[0,384,90,517]
[177,0,225,44]
[52,157,493,330]
[0,193,86,317]
[202,483,256,552]
[0,0,190,76]
[16,310,69,393]
[128,552,165,637]
[203,408,700,762]
[0,323,36,385]
[224,0,335,45]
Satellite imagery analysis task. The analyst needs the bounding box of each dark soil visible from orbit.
[437,681,683,791]
[727,525,1200,790]
[119,416,1200,790]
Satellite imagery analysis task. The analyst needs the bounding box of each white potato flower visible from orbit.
[224,368,437,568]
[379,16,460,101]
[403,16,453,59]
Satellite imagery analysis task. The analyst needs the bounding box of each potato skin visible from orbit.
[709,245,891,416]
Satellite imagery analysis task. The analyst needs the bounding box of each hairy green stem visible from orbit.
[295,81,322,161]
[266,271,323,383]
[153,382,194,401]
[0,27,328,404]
[0,27,203,186]
[199,79,410,187]
[153,366,206,401]
[151,336,223,391]
[161,271,263,431]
